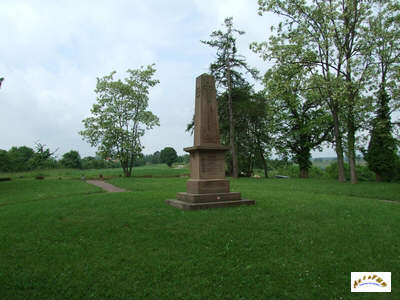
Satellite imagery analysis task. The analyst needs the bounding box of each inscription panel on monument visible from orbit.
[199,152,224,179]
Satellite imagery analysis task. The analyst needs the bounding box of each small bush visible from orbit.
[355,165,375,181]
[324,161,375,181]
[308,165,324,178]
[324,162,348,180]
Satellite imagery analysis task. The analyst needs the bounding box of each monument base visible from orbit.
[177,191,241,203]
[165,198,255,210]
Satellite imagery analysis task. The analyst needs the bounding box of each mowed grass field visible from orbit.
[0,165,399,299]
[0,164,190,180]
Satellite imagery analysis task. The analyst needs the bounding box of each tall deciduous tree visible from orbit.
[265,63,332,178]
[80,65,159,177]
[217,85,272,177]
[254,0,375,184]
[365,0,400,181]
[201,17,258,178]
[365,90,399,181]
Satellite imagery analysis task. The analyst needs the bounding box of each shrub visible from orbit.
[308,165,324,178]
[324,161,375,181]
[355,165,375,181]
[324,162,350,180]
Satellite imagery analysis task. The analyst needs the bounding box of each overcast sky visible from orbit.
[0,0,336,158]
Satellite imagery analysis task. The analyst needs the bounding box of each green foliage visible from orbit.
[325,162,350,181]
[367,0,400,115]
[37,158,59,170]
[82,157,120,170]
[80,65,160,177]
[202,17,258,178]
[253,0,397,183]
[7,146,35,172]
[264,63,332,178]
[0,145,57,172]
[365,90,399,182]
[201,17,258,90]
[61,150,82,169]
[81,156,103,170]
[325,162,375,182]
[149,151,161,164]
[355,165,376,182]
[160,147,178,167]
[395,159,400,181]
[177,154,190,164]
[217,86,271,177]
[0,149,10,172]
[29,142,58,170]
[267,163,324,179]
[362,1,400,182]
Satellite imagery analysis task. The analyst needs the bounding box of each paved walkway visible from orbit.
[86,180,127,193]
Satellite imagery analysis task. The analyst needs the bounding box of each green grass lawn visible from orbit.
[0,168,399,299]
[0,164,189,180]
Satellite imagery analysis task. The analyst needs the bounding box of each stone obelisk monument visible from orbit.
[166,74,255,210]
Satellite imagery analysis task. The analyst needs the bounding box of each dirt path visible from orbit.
[380,199,399,204]
[86,180,127,193]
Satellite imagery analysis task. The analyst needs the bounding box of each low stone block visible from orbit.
[165,199,255,210]
[176,192,241,203]
[186,179,229,194]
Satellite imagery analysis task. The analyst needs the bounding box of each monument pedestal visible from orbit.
[166,74,255,210]
[165,198,255,210]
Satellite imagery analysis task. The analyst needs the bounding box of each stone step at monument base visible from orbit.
[187,179,230,194]
[165,199,255,210]
[177,192,241,203]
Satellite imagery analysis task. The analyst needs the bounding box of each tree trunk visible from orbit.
[347,115,358,184]
[126,154,133,177]
[343,7,358,185]
[123,166,129,177]
[332,109,346,182]
[299,167,309,178]
[346,76,358,184]
[250,155,255,176]
[121,157,132,177]
[298,147,311,179]
[126,164,132,177]
[375,172,382,182]
[259,149,268,178]
[227,68,239,178]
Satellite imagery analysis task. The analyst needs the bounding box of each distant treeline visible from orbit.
[2,145,398,181]
[135,151,189,167]
[0,145,189,172]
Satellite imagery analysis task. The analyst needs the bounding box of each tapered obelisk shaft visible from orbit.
[165,74,255,210]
